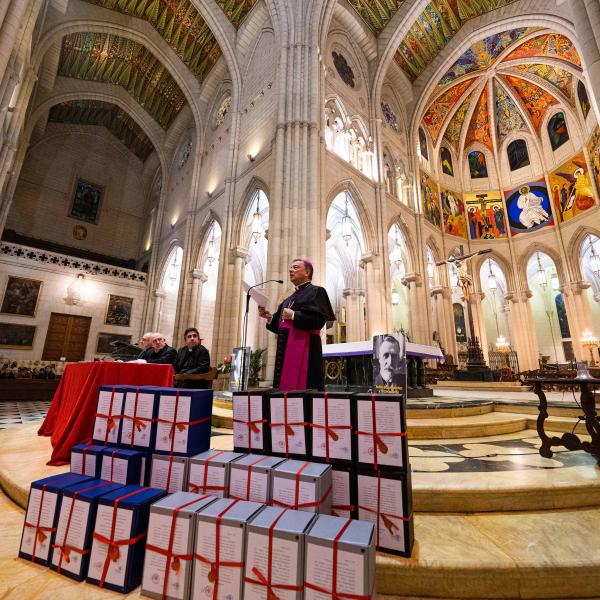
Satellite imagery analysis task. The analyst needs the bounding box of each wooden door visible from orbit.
[42,313,91,361]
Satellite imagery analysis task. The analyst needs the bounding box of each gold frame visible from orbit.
[96,331,132,354]
[104,294,133,327]
[0,276,43,318]
[0,322,36,349]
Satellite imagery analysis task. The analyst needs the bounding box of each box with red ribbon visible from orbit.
[244,506,316,600]
[138,450,152,486]
[141,492,216,600]
[19,473,92,566]
[49,479,123,581]
[356,469,414,557]
[192,497,264,600]
[154,388,212,457]
[86,484,165,592]
[330,465,357,520]
[93,385,128,445]
[308,391,355,465]
[150,454,189,494]
[119,387,159,451]
[100,447,143,486]
[232,391,270,455]
[271,459,332,514]
[304,514,376,600]
[187,450,244,498]
[268,391,311,459]
[229,454,286,504]
[71,444,104,479]
[354,393,408,473]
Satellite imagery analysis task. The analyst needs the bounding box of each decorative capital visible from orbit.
[401,272,422,288]
[430,285,450,299]
[191,269,208,282]
[229,246,250,262]
[154,289,167,299]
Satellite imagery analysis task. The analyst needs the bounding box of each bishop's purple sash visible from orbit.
[278,320,320,390]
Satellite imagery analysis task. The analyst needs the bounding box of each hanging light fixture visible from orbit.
[487,259,498,292]
[168,250,180,286]
[427,260,435,287]
[496,335,510,353]
[251,191,262,244]
[341,193,352,245]
[206,225,216,267]
[536,253,547,288]
[390,226,404,272]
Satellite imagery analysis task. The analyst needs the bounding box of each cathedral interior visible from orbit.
[0,1,600,598]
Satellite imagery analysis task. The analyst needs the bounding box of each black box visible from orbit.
[330,464,357,520]
[267,391,311,459]
[232,390,271,454]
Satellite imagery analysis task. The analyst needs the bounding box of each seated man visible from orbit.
[173,327,210,389]
[145,333,177,365]
[137,332,156,361]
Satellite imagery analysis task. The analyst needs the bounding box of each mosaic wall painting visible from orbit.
[441,188,467,238]
[494,80,526,143]
[503,33,582,68]
[504,179,553,236]
[423,79,474,144]
[464,192,507,239]
[578,81,591,120]
[465,88,493,151]
[419,127,429,160]
[510,63,574,104]
[348,0,404,34]
[502,75,558,133]
[441,147,454,176]
[443,90,474,149]
[547,112,569,151]
[420,170,441,228]
[587,127,600,197]
[468,151,488,179]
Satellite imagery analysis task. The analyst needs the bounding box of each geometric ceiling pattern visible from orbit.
[421,30,584,156]
[394,0,520,82]
[80,0,229,82]
[58,32,187,130]
[347,0,405,34]
[48,100,155,161]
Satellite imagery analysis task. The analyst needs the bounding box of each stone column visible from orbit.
[360,252,387,337]
[343,287,364,342]
[189,269,208,326]
[151,289,167,332]
[430,285,456,360]
[505,291,539,371]
[560,281,593,360]
[401,273,429,344]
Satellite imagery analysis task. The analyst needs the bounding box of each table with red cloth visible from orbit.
[38,361,174,465]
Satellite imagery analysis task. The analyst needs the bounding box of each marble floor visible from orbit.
[0,401,51,429]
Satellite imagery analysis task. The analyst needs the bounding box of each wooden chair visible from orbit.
[173,367,219,389]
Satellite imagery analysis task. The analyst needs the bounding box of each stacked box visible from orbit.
[309,391,355,465]
[304,515,375,599]
[268,391,310,458]
[330,465,356,520]
[87,485,165,592]
[150,454,189,494]
[49,479,123,580]
[244,507,315,600]
[271,460,332,514]
[70,444,105,479]
[154,388,212,457]
[356,469,413,557]
[138,450,153,486]
[191,498,264,600]
[19,473,92,565]
[232,391,270,454]
[141,492,216,600]
[119,386,158,450]
[100,448,143,485]
[229,455,285,504]
[92,385,128,445]
[187,450,244,497]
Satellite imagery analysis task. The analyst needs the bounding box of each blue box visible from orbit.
[86,485,165,593]
[70,443,105,479]
[138,450,153,486]
[100,447,143,485]
[151,387,212,457]
[118,386,159,451]
[19,473,92,565]
[93,385,131,445]
[49,479,124,581]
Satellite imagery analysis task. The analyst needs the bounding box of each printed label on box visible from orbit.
[356,399,404,467]
[21,488,58,560]
[51,497,91,576]
[94,390,124,444]
[71,452,97,477]
[121,392,155,448]
[155,395,191,453]
[100,456,129,484]
[188,463,227,498]
[88,505,134,587]
[233,395,264,450]
[142,512,191,599]
[229,469,269,504]
[270,397,306,455]
[272,477,319,512]
[192,519,244,599]
[150,459,186,494]
[312,396,352,461]
[331,470,351,519]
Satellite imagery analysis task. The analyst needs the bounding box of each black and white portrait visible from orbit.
[372,333,406,393]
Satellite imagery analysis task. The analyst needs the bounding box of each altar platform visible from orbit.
[1,387,600,599]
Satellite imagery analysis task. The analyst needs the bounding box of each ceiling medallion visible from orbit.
[332,51,355,88]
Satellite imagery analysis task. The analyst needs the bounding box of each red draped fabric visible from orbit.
[38,362,174,465]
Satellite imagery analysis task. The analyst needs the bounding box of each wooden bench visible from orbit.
[173,367,219,388]
[0,379,60,402]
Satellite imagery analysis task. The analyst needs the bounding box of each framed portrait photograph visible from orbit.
[1,276,42,317]
[70,179,103,224]
[372,332,406,394]
[0,323,36,349]
[96,332,132,354]
[105,294,133,327]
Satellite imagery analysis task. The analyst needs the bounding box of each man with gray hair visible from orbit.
[137,332,156,361]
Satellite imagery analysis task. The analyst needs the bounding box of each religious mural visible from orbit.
[510,63,574,104]
[494,80,526,143]
[419,128,429,161]
[503,75,558,133]
[420,170,441,228]
[507,139,530,171]
[503,33,582,68]
[465,88,492,151]
[464,192,507,239]
[504,180,553,236]
[578,81,591,120]
[443,91,474,149]
[348,0,404,34]
[423,80,474,144]
[468,151,488,178]
[441,147,454,176]
[548,152,596,223]
[587,127,600,197]
[440,188,467,239]
[547,112,569,151]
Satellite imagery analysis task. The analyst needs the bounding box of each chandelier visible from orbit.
[341,194,352,245]
[251,191,262,244]
[206,225,216,267]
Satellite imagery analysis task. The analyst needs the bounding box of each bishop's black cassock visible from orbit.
[266,282,335,391]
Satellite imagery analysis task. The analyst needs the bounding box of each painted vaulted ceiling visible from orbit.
[58,32,187,129]
[347,0,405,34]
[421,30,584,155]
[394,0,520,82]
[48,99,155,161]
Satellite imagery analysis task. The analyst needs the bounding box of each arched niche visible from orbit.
[479,258,510,352]
[158,245,183,345]
[580,234,600,335]
[388,223,410,334]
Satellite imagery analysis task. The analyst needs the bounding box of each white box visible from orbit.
[271,460,332,514]
[229,455,285,504]
[150,454,189,494]
[92,387,125,445]
[187,450,244,498]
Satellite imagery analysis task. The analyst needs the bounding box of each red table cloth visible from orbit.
[38,362,174,465]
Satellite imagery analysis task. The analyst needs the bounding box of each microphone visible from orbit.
[248,279,283,292]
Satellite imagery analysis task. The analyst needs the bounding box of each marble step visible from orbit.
[376,508,600,599]
[434,381,527,392]
[406,402,494,419]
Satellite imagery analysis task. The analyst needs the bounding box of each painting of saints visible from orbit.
[420,170,441,228]
[587,127,600,197]
[548,153,596,222]
[441,188,467,238]
[504,180,553,235]
[465,193,507,240]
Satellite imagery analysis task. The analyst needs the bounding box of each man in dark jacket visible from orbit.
[137,332,156,361]
[145,333,177,365]
[173,327,211,388]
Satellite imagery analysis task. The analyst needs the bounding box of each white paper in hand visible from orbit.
[242,281,270,308]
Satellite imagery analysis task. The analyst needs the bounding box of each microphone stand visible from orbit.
[241,279,283,391]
